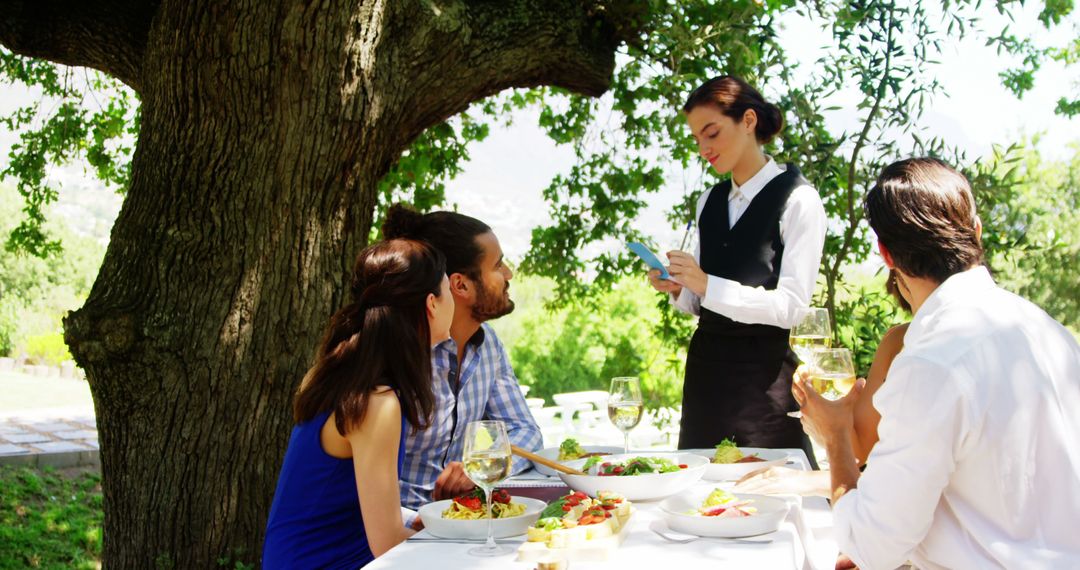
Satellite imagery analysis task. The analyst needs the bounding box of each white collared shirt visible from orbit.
[673,158,827,328]
[833,266,1080,569]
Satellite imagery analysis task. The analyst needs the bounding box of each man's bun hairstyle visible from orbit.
[379,203,491,279]
[381,203,425,240]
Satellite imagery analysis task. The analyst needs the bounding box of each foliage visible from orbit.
[1,4,1075,360]
[0,467,102,569]
[983,3,1079,117]
[492,275,686,411]
[0,49,138,257]
[0,184,103,357]
[370,114,491,238]
[507,0,1075,349]
[23,332,72,366]
[832,272,910,376]
[0,1,1074,387]
[988,143,1080,329]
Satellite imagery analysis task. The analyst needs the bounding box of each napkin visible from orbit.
[778,495,820,570]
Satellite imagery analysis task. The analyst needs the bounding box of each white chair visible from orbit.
[552,391,608,436]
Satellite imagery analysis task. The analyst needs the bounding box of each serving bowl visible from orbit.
[531,445,623,477]
[556,453,708,502]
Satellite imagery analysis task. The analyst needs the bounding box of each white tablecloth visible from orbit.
[370,449,838,569]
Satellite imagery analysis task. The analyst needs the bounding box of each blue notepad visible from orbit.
[627,242,670,279]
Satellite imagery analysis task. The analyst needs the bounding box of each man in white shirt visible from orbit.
[796,157,1080,569]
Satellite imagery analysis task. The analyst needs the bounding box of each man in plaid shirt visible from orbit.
[382,205,543,514]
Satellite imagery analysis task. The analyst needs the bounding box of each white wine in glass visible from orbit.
[608,377,643,455]
[810,348,856,400]
[462,420,512,557]
[463,452,512,487]
[789,307,832,363]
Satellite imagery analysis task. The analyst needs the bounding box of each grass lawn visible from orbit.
[0,372,94,415]
[0,466,101,569]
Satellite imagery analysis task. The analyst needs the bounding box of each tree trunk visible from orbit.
[64,5,380,566]
[26,1,642,567]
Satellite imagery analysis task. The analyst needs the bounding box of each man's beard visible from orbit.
[471,280,514,322]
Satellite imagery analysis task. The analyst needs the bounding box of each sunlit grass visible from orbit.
[0,466,101,569]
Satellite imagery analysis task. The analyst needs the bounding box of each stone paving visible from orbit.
[0,407,99,468]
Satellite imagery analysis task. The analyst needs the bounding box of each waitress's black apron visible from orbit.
[676,164,817,467]
[679,325,805,450]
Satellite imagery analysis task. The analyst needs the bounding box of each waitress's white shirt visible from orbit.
[833,266,1080,569]
[673,158,826,328]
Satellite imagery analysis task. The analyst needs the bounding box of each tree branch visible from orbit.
[0,0,159,93]
[826,3,896,330]
[373,0,649,150]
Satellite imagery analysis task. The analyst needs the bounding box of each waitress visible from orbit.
[648,76,826,461]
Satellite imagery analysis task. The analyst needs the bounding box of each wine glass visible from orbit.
[808,348,856,400]
[608,377,644,455]
[788,347,856,419]
[462,420,512,556]
[789,307,832,364]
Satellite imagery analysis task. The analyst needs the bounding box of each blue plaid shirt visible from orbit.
[399,323,543,510]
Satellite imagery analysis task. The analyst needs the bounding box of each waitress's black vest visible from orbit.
[698,164,808,336]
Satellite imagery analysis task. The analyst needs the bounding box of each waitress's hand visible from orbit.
[666,251,707,297]
[648,269,683,295]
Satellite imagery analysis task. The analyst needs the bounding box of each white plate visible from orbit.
[531,445,623,477]
[556,453,708,502]
[419,497,547,539]
[659,491,789,538]
[684,447,790,481]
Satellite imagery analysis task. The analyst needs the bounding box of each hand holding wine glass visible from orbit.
[462,420,512,556]
[791,348,865,449]
[608,377,644,455]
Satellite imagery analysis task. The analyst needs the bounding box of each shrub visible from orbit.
[22,332,73,366]
[494,277,687,411]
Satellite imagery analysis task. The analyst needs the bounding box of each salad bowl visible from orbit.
[531,444,623,477]
[556,453,708,502]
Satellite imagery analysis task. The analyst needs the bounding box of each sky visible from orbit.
[1,4,1077,263]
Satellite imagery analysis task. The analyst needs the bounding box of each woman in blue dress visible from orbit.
[263,227,455,568]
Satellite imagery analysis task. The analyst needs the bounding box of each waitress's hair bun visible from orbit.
[381,203,425,239]
[683,75,785,144]
[755,101,783,143]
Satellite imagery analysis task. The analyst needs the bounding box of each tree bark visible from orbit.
[0,0,159,91]
[1,0,646,567]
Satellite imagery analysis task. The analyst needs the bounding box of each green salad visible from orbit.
[582,455,688,476]
[558,437,586,461]
[712,438,744,464]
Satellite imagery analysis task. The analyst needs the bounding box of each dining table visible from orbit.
[369,449,840,569]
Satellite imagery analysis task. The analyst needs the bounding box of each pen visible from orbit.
[678,220,694,252]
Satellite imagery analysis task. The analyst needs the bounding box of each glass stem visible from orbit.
[623,431,630,455]
[484,486,495,550]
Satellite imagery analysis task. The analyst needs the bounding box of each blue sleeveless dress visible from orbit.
[263,410,407,569]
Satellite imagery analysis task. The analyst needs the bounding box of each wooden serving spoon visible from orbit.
[511,445,586,476]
